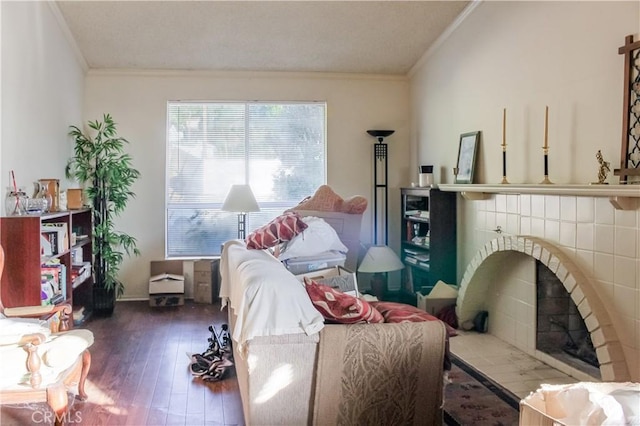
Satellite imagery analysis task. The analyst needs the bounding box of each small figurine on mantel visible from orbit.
[592,150,611,185]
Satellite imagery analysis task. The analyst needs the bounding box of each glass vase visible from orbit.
[5,187,27,216]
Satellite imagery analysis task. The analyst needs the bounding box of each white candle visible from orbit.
[502,108,506,148]
[543,106,549,149]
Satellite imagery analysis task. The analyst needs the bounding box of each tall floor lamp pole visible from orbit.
[367,130,394,245]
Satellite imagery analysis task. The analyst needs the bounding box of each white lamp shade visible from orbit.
[221,184,260,213]
[357,245,404,273]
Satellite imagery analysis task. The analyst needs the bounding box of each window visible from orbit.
[166,101,327,258]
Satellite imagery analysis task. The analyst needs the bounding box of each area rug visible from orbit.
[444,354,521,426]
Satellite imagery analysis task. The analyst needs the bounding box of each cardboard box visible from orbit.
[149,273,185,294]
[519,382,640,426]
[296,266,358,297]
[149,293,184,307]
[193,260,212,304]
[149,260,184,293]
[417,280,458,315]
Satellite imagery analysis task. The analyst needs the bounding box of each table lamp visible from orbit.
[358,245,404,300]
[221,184,260,239]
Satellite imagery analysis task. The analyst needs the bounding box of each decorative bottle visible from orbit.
[5,187,27,216]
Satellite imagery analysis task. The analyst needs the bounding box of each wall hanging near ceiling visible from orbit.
[614,34,640,184]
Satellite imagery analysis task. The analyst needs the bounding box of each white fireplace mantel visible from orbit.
[438,184,640,210]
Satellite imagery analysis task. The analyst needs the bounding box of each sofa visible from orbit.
[219,211,448,425]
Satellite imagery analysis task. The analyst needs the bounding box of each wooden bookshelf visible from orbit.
[0,209,93,324]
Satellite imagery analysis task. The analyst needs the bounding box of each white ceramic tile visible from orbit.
[560,196,577,222]
[595,197,615,225]
[576,197,594,223]
[615,226,637,258]
[559,221,576,248]
[545,195,560,220]
[575,249,594,273]
[496,194,507,213]
[520,217,531,235]
[475,209,487,231]
[496,212,507,232]
[486,211,497,232]
[615,208,637,228]
[594,224,614,254]
[531,195,545,218]
[531,218,544,237]
[614,256,637,289]
[507,194,519,214]
[506,213,519,235]
[545,220,560,242]
[613,285,637,319]
[520,194,531,217]
[485,195,496,212]
[576,223,594,251]
[593,253,614,283]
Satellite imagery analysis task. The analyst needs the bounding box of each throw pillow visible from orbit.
[289,185,367,214]
[246,211,308,250]
[279,216,348,261]
[304,278,383,324]
[370,301,457,337]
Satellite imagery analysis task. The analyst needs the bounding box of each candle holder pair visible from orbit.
[500,106,553,185]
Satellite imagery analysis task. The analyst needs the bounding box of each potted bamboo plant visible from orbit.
[66,114,141,314]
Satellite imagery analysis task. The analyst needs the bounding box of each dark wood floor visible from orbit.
[1,301,245,426]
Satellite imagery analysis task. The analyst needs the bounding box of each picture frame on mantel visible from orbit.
[455,131,480,184]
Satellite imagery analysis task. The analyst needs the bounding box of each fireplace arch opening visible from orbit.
[455,235,630,382]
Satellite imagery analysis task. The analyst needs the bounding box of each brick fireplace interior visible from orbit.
[535,260,600,379]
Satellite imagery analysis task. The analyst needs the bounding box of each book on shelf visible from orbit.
[404,256,418,265]
[50,293,65,305]
[71,262,92,288]
[41,222,68,255]
[41,260,67,301]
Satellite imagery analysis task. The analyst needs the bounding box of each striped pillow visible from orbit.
[304,278,383,324]
[246,211,308,250]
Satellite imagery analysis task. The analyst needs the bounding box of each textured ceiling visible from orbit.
[55,1,471,75]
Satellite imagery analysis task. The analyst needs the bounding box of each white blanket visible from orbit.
[220,240,324,352]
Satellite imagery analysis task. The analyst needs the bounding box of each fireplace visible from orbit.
[455,235,630,382]
[535,261,600,379]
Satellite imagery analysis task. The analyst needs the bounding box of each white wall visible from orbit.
[84,71,410,299]
[411,1,638,186]
[1,1,84,195]
[410,1,639,378]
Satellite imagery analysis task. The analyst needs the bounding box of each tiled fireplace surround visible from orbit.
[453,193,639,382]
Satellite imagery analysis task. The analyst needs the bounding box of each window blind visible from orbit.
[166,101,327,257]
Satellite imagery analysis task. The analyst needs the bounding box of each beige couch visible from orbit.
[221,232,447,425]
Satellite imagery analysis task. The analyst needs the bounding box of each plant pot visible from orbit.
[93,285,115,315]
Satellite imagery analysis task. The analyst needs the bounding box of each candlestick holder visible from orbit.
[540,147,553,184]
[501,146,509,184]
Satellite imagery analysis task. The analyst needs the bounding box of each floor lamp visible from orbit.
[221,184,260,239]
[367,129,394,245]
[364,130,401,299]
